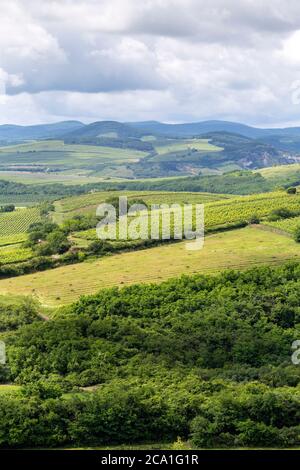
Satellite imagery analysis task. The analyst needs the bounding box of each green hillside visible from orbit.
[0,226,299,306]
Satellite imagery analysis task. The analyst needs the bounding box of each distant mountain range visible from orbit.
[0,121,85,141]
[2,119,300,142]
[1,119,300,178]
[127,120,300,139]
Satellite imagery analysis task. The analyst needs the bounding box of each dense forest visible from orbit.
[1,262,300,447]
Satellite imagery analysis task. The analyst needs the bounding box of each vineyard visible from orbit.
[54,190,231,214]
[204,191,300,227]
[0,208,41,236]
[0,194,52,207]
[0,246,33,265]
[2,189,300,274]
[264,216,300,234]
[73,191,300,241]
[0,233,27,247]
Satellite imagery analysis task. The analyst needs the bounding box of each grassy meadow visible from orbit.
[0,226,298,306]
[0,140,147,166]
[154,138,223,155]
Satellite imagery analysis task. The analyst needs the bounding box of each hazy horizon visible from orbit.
[1,118,300,130]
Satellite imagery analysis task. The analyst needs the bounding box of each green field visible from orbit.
[53,190,231,219]
[0,385,21,395]
[255,163,300,188]
[204,191,300,227]
[0,226,299,306]
[53,189,233,227]
[264,216,300,234]
[0,140,147,165]
[53,189,300,230]
[0,139,149,183]
[154,138,223,155]
[257,163,300,179]
[0,233,27,247]
[0,171,111,186]
[0,245,33,264]
[0,208,41,236]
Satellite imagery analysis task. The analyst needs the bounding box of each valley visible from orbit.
[2,119,300,450]
[0,119,299,184]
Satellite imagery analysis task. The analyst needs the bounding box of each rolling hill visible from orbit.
[0,226,299,306]
[0,119,300,182]
[1,118,300,146]
[0,121,85,142]
[128,119,300,140]
[63,121,145,140]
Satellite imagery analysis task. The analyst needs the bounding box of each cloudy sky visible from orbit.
[1,0,300,126]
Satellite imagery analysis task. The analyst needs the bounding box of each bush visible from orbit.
[268,208,295,221]
[87,240,110,255]
[235,420,280,447]
[249,215,260,224]
[287,187,297,195]
[46,230,71,254]
[294,226,300,243]
[0,204,15,213]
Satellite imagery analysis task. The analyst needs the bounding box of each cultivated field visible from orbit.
[0,140,147,166]
[154,138,223,155]
[0,385,21,395]
[0,171,110,186]
[257,163,300,179]
[53,190,231,218]
[264,216,300,234]
[0,208,41,236]
[0,245,33,264]
[53,190,300,231]
[0,226,298,306]
[204,191,300,227]
[0,233,27,247]
[0,140,150,183]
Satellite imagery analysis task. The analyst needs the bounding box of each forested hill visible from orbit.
[1,262,300,447]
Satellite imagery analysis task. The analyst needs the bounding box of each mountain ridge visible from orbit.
[126,120,300,139]
[2,119,300,141]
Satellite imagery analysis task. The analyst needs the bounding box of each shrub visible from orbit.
[294,226,300,243]
[249,215,260,224]
[0,204,15,213]
[87,240,110,255]
[46,230,71,254]
[268,208,295,221]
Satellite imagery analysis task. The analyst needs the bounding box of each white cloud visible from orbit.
[0,0,300,125]
[279,30,300,64]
